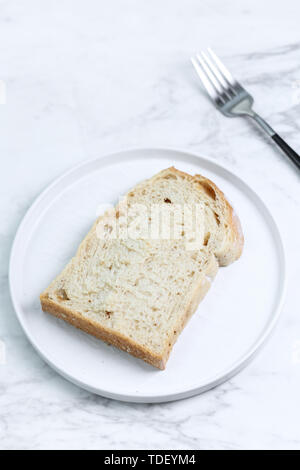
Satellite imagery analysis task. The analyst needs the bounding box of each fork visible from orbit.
[191,48,300,170]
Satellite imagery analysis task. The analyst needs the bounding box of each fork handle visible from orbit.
[250,112,300,170]
[271,134,300,170]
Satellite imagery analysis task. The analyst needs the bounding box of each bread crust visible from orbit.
[40,267,214,370]
[40,167,244,370]
[40,294,167,369]
[163,167,244,266]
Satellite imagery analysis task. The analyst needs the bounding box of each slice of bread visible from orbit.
[40,167,243,369]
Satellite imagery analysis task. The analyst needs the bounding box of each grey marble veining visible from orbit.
[0,0,300,450]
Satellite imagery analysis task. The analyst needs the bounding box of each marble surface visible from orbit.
[0,0,300,450]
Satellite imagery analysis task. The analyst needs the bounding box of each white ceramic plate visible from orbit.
[9,148,286,403]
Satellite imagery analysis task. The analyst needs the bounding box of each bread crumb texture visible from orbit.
[40,167,243,369]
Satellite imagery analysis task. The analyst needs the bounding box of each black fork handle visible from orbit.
[271,133,300,170]
[249,112,300,170]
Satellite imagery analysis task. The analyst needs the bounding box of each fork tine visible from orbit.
[200,51,235,96]
[207,48,243,91]
[196,53,226,99]
[191,56,223,104]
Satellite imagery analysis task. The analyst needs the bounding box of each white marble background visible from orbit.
[0,0,300,450]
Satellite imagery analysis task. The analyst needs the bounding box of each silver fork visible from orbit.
[191,48,300,170]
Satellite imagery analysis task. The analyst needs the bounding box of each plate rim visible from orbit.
[9,147,287,403]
